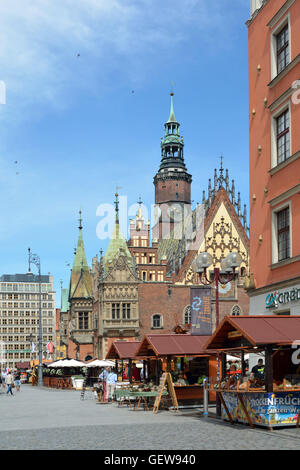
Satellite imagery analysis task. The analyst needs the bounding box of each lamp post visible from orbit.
[191,251,243,328]
[192,251,243,416]
[28,332,34,368]
[28,248,43,387]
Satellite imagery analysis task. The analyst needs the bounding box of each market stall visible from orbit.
[15,362,31,383]
[134,334,218,405]
[106,341,141,383]
[204,315,300,429]
[44,359,86,389]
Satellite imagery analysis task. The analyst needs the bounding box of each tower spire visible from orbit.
[114,192,119,223]
[168,91,176,123]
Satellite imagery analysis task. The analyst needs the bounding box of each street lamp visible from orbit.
[192,251,242,417]
[191,251,243,327]
[28,248,43,387]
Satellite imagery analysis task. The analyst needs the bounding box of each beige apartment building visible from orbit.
[0,272,56,370]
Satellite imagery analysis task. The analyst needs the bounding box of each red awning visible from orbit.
[204,315,300,350]
[135,334,214,358]
[15,362,31,370]
[106,341,141,360]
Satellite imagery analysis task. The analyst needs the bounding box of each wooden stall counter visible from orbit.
[174,384,204,402]
[210,383,300,429]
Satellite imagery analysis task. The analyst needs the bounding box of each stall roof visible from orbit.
[15,362,30,369]
[135,334,213,358]
[106,341,141,360]
[204,315,300,350]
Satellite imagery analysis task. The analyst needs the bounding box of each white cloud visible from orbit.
[0,0,246,120]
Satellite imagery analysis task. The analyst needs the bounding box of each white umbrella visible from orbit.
[49,360,65,368]
[86,360,114,368]
[62,359,85,367]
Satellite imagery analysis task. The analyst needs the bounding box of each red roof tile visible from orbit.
[136,334,212,357]
[106,341,141,360]
[204,315,300,350]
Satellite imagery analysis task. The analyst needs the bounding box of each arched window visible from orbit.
[240,267,246,277]
[231,305,242,316]
[183,305,191,325]
[152,314,163,329]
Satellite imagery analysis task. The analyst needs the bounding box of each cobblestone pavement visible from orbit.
[1,385,300,450]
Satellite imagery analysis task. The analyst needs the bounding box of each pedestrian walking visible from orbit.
[1,369,6,390]
[5,370,14,396]
[14,370,21,392]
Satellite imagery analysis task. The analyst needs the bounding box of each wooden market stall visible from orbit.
[106,341,141,382]
[15,361,31,384]
[204,315,300,429]
[135,334,218,404]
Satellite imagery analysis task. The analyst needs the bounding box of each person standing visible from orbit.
[251,358,265,381]
[14,370,21,392]
[98,367,109,401]
[106,368,118,402]
[5,370,14,396]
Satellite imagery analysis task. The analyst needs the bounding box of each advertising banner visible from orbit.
[190,286,212,336]
[222,391,300,428]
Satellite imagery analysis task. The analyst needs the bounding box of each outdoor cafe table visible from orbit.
[115,389,168,410]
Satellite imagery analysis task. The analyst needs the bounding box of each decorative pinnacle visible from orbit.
[78,209,83,230]
[114,192,119,222]
[219,155,224,177]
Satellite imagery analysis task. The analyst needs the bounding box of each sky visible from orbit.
[0,0,250,305]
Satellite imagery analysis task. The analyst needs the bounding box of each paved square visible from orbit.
[1,385,300,450]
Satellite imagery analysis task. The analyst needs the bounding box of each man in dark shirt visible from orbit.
[251,359,265,380]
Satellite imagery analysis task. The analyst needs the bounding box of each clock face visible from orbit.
[218,282,231,294]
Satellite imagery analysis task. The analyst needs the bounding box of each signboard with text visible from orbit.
[222,391,300,428]
[190,286,212,336]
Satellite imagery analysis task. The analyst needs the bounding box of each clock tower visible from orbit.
[153,93,192,240]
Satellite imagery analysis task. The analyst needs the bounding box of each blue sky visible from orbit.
[0,0,250,305]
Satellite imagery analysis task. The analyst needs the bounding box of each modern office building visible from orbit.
[0,272,56,370]
[247,0,300,313]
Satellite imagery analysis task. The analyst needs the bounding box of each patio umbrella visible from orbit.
[86,360,115,368]
[48,360,65,368]
[62,359,85,367]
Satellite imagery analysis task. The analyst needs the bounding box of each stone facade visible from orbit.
[63,95,250,360]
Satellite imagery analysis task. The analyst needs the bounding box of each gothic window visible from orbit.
[240,267,246,277]
[78,312,89,329]
[152,314,163,329]
[231,305,242,316]
[122,303,131,320]
[112,303,120,320]
[183,305,191,325]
